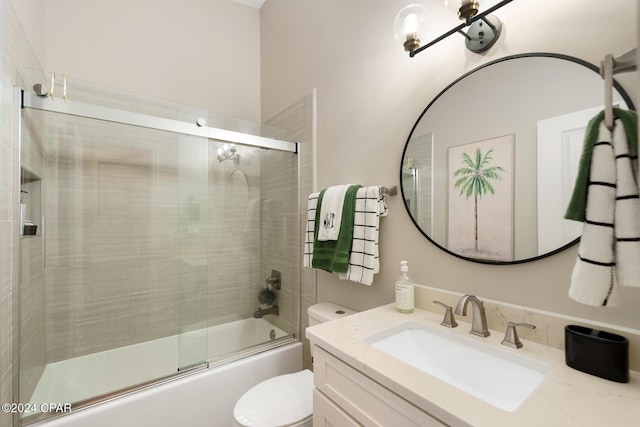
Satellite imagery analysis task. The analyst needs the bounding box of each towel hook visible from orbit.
[603,53,614,131]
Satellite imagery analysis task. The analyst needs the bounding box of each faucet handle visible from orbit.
[501,322,536,349]
[433,301,458,328]
[265,269,281,290]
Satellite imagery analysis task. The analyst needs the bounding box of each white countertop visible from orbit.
[306,304,640,427]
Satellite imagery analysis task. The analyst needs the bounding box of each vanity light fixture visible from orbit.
[394,4,428,53]
[217,143,239,163]
[396,0,514,57]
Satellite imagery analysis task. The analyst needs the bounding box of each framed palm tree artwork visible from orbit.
[447,134,514,261]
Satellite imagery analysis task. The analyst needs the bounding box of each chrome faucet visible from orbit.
[253,305,279,318]
[454,294,490,337]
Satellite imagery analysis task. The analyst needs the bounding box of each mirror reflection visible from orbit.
[401,53,634,264]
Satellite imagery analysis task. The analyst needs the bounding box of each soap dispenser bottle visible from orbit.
[395,260,414,313]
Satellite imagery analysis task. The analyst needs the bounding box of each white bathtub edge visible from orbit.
[32,342,303,427]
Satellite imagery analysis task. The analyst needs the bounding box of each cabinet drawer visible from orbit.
[313,389,361,427]
[313,346,445,427]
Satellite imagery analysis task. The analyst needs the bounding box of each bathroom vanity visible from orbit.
[306,304,640,427]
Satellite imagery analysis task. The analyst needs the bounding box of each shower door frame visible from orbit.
[20,90,298,153]
[13,86,298,426]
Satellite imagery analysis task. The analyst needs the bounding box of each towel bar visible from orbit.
[380,186,398,196]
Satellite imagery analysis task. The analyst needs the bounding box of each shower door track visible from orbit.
[20,89,298,153]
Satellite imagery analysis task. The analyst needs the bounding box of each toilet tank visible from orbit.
[308,302,357,326]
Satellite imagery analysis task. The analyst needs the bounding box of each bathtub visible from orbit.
[27,318,301,426]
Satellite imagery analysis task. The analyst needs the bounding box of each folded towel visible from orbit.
[311,185,361,273]
[565,107,638,221]
[568,113,640,307]
[303,193,319,269]
[338,186,389,285]
[317,184,352,241]
[304,186,388,285]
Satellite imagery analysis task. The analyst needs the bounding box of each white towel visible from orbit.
[569,118,640,306]
[339,186,388,285]
[303,193,319,268]
[304,186,388,286]
[316,184,352,241]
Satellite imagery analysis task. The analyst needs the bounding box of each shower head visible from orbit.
[217,143,239,163]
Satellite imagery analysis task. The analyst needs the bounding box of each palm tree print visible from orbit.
[453,147,504,251]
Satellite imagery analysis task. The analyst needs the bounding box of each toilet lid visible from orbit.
[234,370,313,427]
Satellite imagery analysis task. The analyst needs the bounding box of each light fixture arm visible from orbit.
[409,0,513,57]
[457,29,473,41]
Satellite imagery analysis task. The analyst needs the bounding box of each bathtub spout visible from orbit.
[253,305,279,318]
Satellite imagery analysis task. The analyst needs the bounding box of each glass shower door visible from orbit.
[177,134,210,371]
[19,104,210,419]
[17,70,299,423]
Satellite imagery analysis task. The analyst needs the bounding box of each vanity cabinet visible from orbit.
[312,346,446,427]
[313,389,360,426]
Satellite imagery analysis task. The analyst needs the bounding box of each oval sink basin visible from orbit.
[363,321,550,412]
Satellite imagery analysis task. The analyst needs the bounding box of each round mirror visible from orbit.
[401,53,635,264]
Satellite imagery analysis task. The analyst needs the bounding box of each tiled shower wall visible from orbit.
[264,95,315,370]
[42,115,202,361]
[17,99,46,406]
[41,112,290,362]
[207,141,262,327]
[1,1,46,423]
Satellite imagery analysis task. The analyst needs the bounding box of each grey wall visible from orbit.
[16,0,263,123]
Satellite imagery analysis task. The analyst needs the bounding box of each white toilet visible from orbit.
[232,302,357,427]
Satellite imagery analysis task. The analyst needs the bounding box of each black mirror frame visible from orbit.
[400,52,636,265]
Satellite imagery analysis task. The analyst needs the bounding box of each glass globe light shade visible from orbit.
[393,4,427,52]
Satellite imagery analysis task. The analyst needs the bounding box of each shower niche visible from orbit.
[20,169,41,237]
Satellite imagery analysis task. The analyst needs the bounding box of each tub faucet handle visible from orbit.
[265,269,281,290]
[501,322,536,349]
[433,301,458,328]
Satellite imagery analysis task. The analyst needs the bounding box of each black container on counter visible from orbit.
[565,325,629,383]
